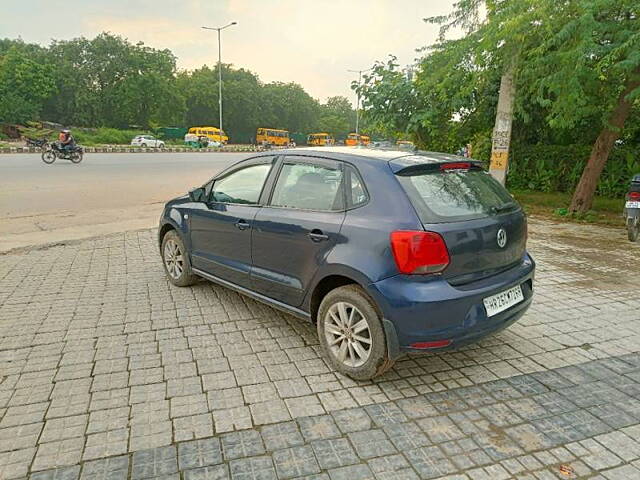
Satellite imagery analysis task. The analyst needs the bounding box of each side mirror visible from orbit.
[188,187,206,202]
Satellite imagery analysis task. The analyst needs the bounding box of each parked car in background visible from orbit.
[158,147,534,380]
[131,135,165,148]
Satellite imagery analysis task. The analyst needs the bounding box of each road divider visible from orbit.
[0,145,267,154]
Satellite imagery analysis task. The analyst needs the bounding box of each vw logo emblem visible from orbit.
[496,228,507,248]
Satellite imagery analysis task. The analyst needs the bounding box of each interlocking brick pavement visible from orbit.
[0,219,639,479]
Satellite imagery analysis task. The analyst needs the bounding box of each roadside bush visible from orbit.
[506,144,639,197]
[74,127,148,146]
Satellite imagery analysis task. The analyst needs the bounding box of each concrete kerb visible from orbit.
[0,145,268,154]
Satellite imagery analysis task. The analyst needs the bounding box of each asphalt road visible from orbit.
[0,152,245,251]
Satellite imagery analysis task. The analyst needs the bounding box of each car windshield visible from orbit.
[397,169,518,223]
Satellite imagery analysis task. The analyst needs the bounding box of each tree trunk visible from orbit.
[570,71,640,213]
[489,62,516,185]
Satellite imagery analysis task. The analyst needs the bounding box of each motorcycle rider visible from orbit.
[59,129,75,152]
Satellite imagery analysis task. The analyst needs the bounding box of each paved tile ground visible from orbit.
[0,218,639,479]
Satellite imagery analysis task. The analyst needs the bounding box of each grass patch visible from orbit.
[512,190,625,226]
[74,128,149,146]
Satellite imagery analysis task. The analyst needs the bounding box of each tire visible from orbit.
[317,285,393,380]
[628,217,639,242]
[70,151,83,163]
[41,151,56,164]
[161,230,198,287]
[141,143,147,148]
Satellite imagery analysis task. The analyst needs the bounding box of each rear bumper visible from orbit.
[369,253,535,353]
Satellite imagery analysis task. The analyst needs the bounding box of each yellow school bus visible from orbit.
[307,133,335,146]
[256,128,289,146]
[345,133,359,146]
[187,126,228,144]
[346,133,370,146]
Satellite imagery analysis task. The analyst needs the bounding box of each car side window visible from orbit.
[270,161,344,211]
[347,166,368,207]
[210,164,272,205]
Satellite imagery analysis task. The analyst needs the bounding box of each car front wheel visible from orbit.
[317,285,393,380]
[161,230,198,286]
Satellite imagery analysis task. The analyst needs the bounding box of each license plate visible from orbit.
[483,284,524,317]
[625,201,640,209]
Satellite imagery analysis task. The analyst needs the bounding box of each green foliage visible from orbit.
[507,144,640,197]
[0,47,56,123]
[355,57,420,141]
[317,96,355,138]
[73,128,148,146]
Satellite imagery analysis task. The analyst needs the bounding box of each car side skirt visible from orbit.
[192,268,312,322]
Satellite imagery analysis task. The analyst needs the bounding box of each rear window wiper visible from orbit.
[490,203,517,214]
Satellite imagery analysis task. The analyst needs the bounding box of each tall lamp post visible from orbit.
[202,22,237,136]
[348,67,371,136]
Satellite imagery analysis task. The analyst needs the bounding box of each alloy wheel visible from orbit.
[324,302,372,368]
[164,239,184,279]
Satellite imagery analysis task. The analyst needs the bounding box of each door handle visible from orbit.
[308,229,329,242]
[235,220,250,230]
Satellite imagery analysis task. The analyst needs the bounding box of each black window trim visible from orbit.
[204,155,278,207]
[344,163,370,210]
[263,154,346,213]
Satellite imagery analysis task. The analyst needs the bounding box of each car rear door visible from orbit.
[189,157,275,288]
[250,156,346,306]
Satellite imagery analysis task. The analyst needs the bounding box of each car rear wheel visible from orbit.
[161,230,198,286]
[317,285,392,380]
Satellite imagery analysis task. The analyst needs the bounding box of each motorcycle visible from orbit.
[625,174,640,242]
[41,141,84,164]
[25,137,48,148]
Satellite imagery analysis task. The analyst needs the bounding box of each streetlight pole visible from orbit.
[348,68,371,136]
[202,22,237,137]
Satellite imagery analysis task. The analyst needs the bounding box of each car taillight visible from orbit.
[629,192,640,200]
[390,231,450,274]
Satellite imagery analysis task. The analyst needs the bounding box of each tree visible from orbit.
[0,46,56,123]
[318,96,355,138]
[356,57,421,141]
[358,0,640,210]
[260,82,320,133]
[517,0,640,212]
[41,33,184,128]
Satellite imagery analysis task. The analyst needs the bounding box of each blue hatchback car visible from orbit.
[159,147,534,379]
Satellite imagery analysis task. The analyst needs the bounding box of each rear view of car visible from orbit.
[366,158,533,359]
[158,148,534,380]
[319,155,534,379]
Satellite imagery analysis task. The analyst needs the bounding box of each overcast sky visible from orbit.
[4,0,456,105]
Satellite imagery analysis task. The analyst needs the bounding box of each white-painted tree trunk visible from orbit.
[489,63,516,186]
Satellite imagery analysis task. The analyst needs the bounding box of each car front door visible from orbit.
[250,156,346,306]
[189,158,275,288]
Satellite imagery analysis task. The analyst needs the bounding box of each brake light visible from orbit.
[440,162,471,171]
[390,231,450,274]
[629,192,640,200]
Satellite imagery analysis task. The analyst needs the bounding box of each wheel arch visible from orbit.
[305,264,377,323]
[158,209,189,252]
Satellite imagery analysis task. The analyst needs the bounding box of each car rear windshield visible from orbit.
[396,169,519,223]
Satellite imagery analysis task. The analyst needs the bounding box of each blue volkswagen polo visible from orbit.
[159,147,534,379]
